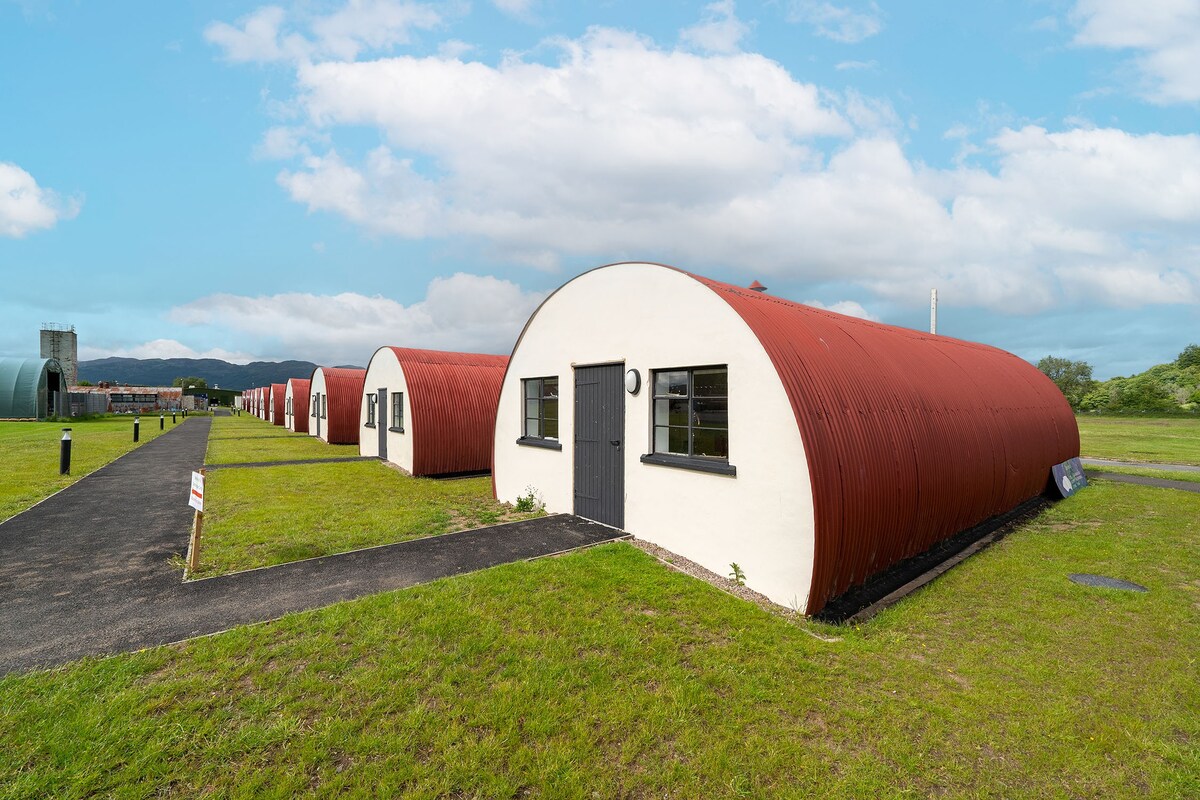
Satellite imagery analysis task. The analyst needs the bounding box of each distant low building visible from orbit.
[69,384,184,413]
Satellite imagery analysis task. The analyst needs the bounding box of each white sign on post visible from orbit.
[189,471,205,512]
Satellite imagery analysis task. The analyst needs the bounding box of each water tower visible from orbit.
[40,323,78,386]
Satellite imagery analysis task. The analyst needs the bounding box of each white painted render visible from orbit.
[268,387,280,424]
[284,379,304,433]
[493,262,817,610]
[309,368,330,442]
[358,348,414,473]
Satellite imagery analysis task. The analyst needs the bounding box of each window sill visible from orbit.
[640,452,737,476]
[517,436,562,451]
[388,426,404,433]
[364,422,376,428]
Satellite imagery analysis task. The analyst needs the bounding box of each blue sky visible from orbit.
[2,0,1197,379]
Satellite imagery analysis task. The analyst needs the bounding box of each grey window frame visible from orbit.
[365,393,377,427]
[640,365,735,476]
[321,395,327,419]
[389,391,404,432]
[517,376,562,450]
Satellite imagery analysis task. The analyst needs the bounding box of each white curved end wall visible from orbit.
[309,369,329,442]
[493,263,817,610]
[358,349,414,473]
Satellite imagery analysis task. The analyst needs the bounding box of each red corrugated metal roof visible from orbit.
[383,347,509,476]
[288,378,310,433]
[691,271,1078,614]
[270,383,286,426]
[315,367,366,444]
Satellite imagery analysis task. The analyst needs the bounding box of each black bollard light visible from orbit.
[172,410,177,424]
[160,413,165,430]
[133,416,140,442]
[60,428,72,475]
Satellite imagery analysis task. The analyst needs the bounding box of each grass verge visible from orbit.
[0,415,186,524]
[2,479,1196,797]
[193,460,540,576]
[205,413,358,465]
[1077,415,1200,465]
[1085,465,1200,484]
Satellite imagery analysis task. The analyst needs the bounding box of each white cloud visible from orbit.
[277,26,848,266]
[1071,0,1200,103]
[204,6,300,63]
[79,339,258,364]
[0,162,79,238]
[204,1,440,64]
[786,1,883,43]
[437,39,474,59]
[835,59,877,70]
[492,0,535,17]
[680,0,751,55]
[215,17,1200,316]
[311,0,441,60]
[168,273,544,364]
[801,299,879,321]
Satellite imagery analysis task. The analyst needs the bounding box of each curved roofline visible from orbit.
[496,262,1076,614]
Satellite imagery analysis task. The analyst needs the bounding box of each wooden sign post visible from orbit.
[186,469,206,573]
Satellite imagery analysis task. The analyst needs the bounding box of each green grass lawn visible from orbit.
[2,478,1196,798]
[1077,415,1200,465]
[194,461,539,576]
[0,415,188,524]
[1085,465,1200,484]
[205,412,358,465]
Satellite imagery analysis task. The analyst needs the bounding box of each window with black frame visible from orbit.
[523,377,559,439]
[391,392,404,431]
[652,366,728,460]
[365,393,377,426]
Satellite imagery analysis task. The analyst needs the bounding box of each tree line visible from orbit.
[1037,345,1200,413]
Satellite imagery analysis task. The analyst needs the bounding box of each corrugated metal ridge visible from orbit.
[317,367,366,444]
[386,346,509,369]
[688,270,1078,615]
[387,348,510,476]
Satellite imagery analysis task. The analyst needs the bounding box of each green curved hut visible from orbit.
[0,358,67,419]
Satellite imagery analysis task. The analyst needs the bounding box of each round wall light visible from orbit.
[624,368,641,395]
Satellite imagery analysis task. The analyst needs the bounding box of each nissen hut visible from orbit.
[269,383,286,426]
[492,262,1078,616]
[358,347,509,476]
[285,378,310,433]
[309,367,366,445]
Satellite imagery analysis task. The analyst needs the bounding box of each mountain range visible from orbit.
[77,358,362,390]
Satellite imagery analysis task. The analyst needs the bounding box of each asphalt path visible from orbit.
[0,417,621,675]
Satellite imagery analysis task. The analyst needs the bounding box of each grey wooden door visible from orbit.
[314,395,321,437]
[377,388,388,460]
[573,363,624,528]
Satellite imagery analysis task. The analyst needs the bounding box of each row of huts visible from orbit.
[239,262,1079,615]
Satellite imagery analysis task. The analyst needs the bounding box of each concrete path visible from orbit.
[1082,457,1200,473]
[0,417,621,675]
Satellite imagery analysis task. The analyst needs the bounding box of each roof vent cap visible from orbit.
[748,280,768,293]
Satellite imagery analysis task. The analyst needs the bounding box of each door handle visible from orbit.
[610,440,621,447]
